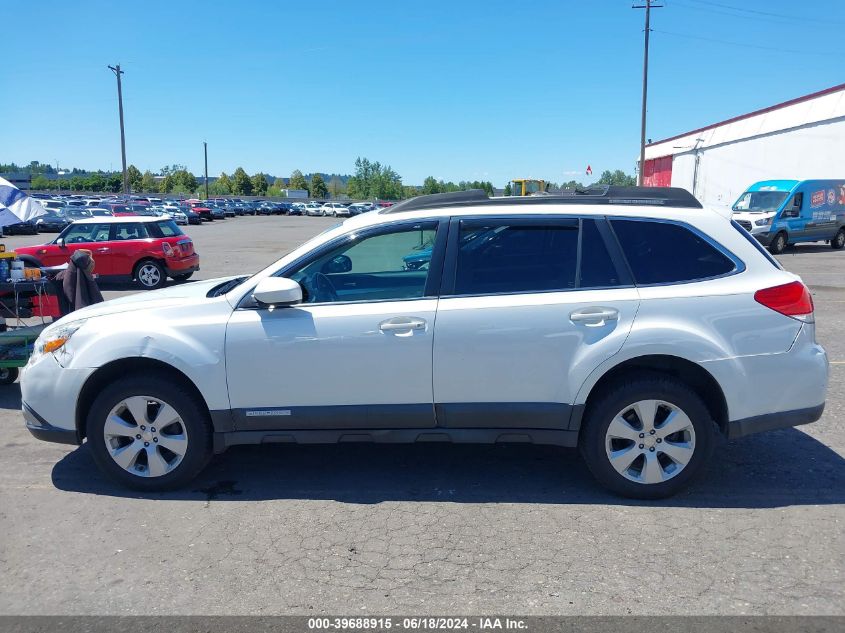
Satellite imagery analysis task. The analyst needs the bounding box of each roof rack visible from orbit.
[381,186,702,213]
[381,189,490,214]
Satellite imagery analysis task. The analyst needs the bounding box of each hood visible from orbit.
[732,210,777,219]
[62,275,243,322]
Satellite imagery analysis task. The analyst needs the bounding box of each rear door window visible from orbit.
[449,218,626,296]
[610,219,737,284]
[453,220,579,295]
[579,219,624,288]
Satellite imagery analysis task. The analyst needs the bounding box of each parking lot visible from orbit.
[0,215,842,616]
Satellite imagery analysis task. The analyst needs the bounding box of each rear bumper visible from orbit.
[23,401,79,445]
[727,403,824,439]
[165,254,200,275]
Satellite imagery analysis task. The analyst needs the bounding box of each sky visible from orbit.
[4,0,845,187]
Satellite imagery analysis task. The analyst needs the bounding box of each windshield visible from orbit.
[732,190,789,213]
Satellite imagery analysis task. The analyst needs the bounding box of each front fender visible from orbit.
[58,306,231,411]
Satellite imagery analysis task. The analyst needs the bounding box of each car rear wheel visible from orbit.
[769,231,787,254]
[579,374,716,499]
[86,376,212,491]
[831,229,845,250]
[135,260,166,290]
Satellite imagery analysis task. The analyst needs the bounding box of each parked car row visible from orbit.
[8,193,393,236]
[301,201,381,217]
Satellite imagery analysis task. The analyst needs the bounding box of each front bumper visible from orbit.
[752,231,774,246]
[727,403,824,439]
[23,401,79,445]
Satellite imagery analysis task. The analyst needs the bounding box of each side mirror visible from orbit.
[322,254,352,274]
[252,277,302,307]
[56,237,65,247]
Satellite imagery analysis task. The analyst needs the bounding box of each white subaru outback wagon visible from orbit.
[22,187,828,498]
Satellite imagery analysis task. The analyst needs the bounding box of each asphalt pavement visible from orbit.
[0,215,842,615]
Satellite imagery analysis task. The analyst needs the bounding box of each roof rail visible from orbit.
[381,186,702,213]
[381,189,489,214]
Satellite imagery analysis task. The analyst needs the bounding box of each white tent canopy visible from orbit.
[0,177,47,228]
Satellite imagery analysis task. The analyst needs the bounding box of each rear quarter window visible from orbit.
[610,219,737,285]
[150,220,183,237]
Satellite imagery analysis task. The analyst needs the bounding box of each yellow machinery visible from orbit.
[510,179,547,196]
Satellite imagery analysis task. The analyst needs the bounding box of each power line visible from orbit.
[670,0,809,26]
[680,0,845,25]
[652,29,844,57]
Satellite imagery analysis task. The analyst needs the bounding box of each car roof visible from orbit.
[71,216,168,224]
[334,187,724,235]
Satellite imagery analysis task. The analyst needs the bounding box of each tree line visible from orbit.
[14,158,637,199]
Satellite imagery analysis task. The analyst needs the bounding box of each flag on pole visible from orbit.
[0,177,47,229]
[586,165,593,176]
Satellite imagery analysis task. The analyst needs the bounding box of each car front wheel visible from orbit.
[86,376,212,491]
[0,368,19,385]
[579,374,716,499]
[769,231,787,255]
[135,260,167,290]
[831,228,845,250]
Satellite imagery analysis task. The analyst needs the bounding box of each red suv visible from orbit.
[15,217,200,290]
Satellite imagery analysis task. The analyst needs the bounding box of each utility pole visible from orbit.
[204,142,209,200]
[107,64,129,196]
[633,1,662,186]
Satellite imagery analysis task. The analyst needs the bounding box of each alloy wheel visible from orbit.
[605,399,696,484]
[103,395,189,477]
[138,263,162,288]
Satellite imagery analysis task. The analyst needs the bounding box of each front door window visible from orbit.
[61,223,111,244]
[287,222,439,304]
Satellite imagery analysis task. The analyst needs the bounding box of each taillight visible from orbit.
[754,281,814,320]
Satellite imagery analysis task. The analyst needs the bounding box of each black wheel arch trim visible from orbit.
[727,404,824,440]
[23,401,80,445]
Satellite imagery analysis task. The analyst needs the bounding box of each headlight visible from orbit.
[29,319,88,364]
[755,217,773,226]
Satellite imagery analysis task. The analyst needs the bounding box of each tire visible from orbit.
[769,231,787,255]
[171,272,193,282]
[17,255,43,269]
[0,368,19,385]
[134,260,166,290]
[86,375,213,491]
[579,373,717,499]
[832,229,845,250]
